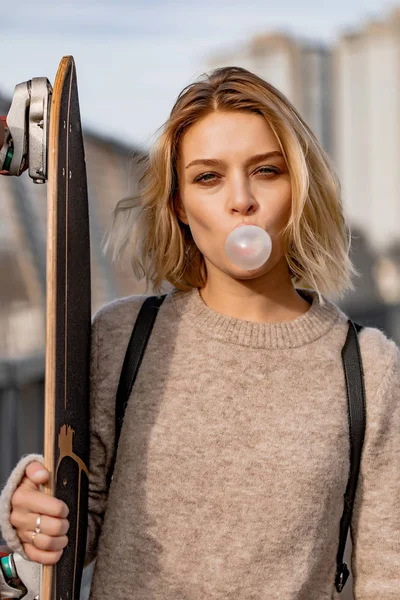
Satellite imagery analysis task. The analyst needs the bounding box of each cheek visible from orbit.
[180,195,227,260]
[264,184,292,231]
[181,192,218,233]
[279,196,292,227]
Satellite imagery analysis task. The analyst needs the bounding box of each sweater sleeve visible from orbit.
[350,341,400,598]
[85,309,115,565]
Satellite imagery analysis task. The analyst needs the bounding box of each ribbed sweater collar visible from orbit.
[170,287,343,350]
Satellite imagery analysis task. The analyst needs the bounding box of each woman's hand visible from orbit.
[10,461,70,565]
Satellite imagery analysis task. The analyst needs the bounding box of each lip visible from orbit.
[235,222,258,229]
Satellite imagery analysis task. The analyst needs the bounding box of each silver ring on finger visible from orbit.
[35,514,41,534]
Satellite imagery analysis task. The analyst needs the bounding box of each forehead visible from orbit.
[179,111,280,161]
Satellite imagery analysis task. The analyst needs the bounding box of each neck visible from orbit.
[200,259,311,324]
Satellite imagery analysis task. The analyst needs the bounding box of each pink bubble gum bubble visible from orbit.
[225,225,272,270]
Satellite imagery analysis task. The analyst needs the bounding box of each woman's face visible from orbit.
[176,110,292,282]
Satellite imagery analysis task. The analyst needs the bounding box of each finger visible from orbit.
[25,462,50,486]
[12,489,69,518]
[23,543,63,566]
[22,531,68,552]
[11,512,70,537]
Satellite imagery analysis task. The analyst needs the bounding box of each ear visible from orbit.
[174,193,189,225]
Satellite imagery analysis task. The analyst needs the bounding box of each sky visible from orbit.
[0,0,395,149]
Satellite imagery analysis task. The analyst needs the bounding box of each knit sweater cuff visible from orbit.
[0,453,44,559]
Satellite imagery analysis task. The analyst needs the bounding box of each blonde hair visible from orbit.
[105,66,357,301]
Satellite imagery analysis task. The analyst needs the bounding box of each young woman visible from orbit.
[1,67,399,600]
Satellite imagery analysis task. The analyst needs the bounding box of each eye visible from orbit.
[193,172,219,185]
[254,166,282,177]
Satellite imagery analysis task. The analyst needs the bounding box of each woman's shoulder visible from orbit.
[91,291,173,352]
[92,293,150,330]
[358,324,399,365]
[357,324,400,400]
[90,293,167,371]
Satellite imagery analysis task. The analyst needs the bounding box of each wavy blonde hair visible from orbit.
[105,66,357,301]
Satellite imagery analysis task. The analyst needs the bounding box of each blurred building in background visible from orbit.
[208,33,333,155]
[335,7,400,253]
[335,7,400,313]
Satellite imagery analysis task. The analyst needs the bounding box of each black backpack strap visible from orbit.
[107,294,166,487]
[335,320,366,592]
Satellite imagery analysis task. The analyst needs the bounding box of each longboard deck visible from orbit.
[43,56,91,600]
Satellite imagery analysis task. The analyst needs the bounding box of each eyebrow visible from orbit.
[185,151,284,170]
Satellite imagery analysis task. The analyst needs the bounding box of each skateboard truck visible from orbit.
[0,77,52,183]
[0,550,40,599]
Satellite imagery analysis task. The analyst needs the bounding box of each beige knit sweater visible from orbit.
[1,288,400,599]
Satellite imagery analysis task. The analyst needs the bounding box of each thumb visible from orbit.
[25,461,50,486]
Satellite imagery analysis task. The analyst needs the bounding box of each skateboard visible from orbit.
[0,56,91,600]
[42,55,91,600]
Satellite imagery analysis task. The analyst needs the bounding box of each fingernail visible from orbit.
[33,469,48,479]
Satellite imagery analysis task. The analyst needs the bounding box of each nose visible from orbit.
[227,178,259,216]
